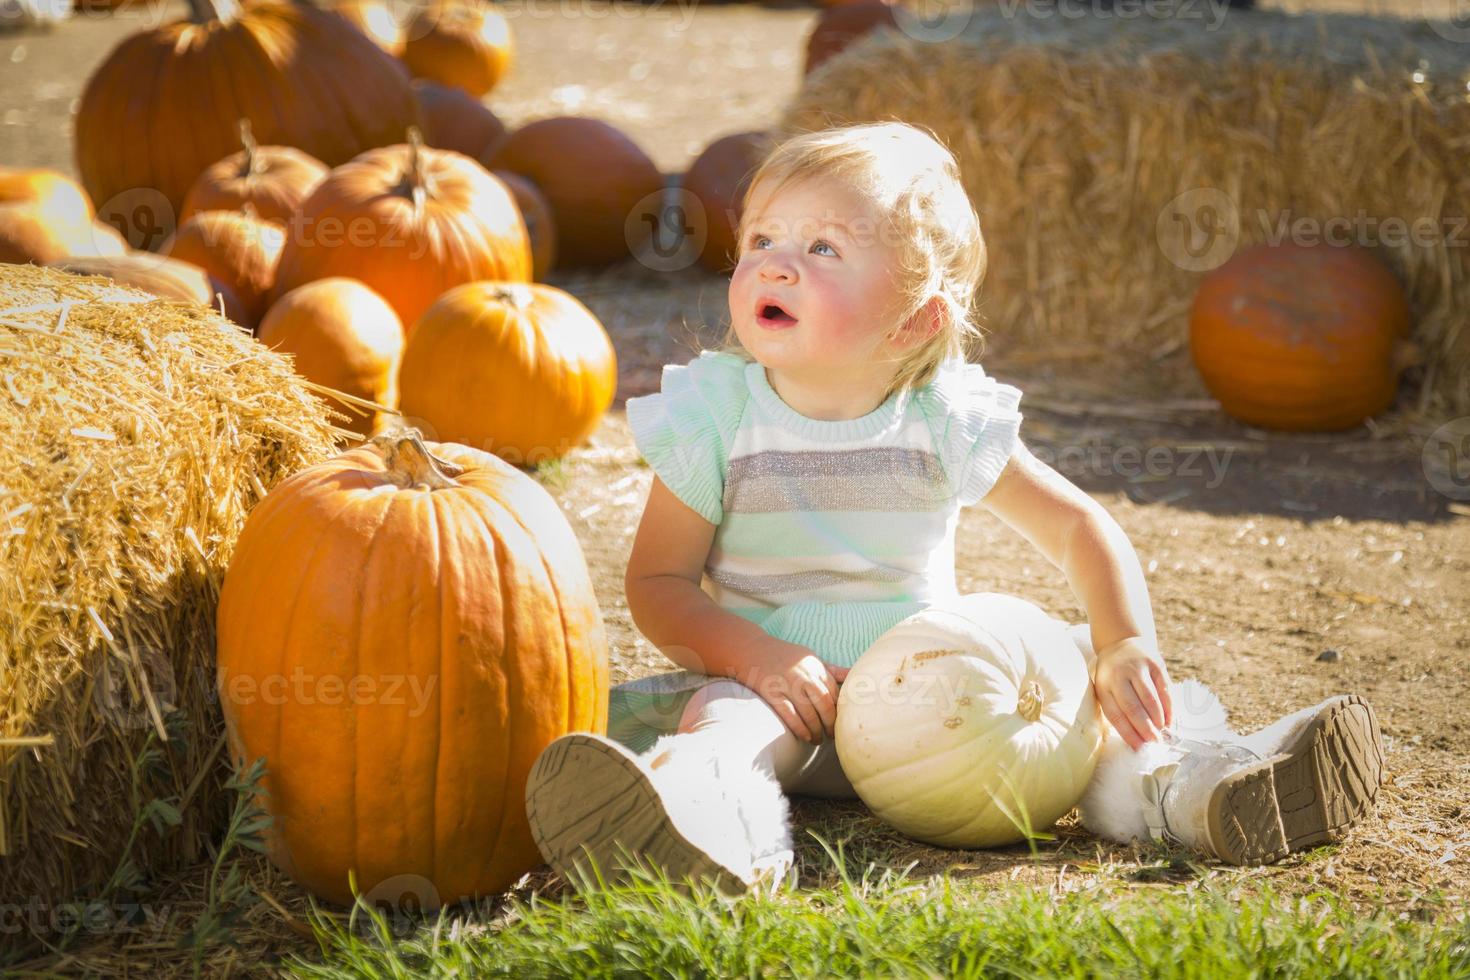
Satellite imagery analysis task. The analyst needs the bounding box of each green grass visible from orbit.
[288,841,1470,979]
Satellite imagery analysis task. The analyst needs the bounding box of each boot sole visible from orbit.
[1206,695,1385,865]
[525,732,749,894]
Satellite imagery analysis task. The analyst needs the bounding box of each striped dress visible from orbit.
[607,350,1023,753]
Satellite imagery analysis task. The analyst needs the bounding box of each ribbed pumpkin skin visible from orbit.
[1189,242,1411,431]
[271,142,532,331]
[164,211,285,328]
[399,282,616,463]
[182,145,328,227]
[216,436,610,907]
[402,2,513,99]
[491,117,663,269]
[835,593,1103,848]
[74,0,416,219]
[493,171,556,281]
[684,131,768,273]
[258,278,404,435]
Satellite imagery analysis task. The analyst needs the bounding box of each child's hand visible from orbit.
[1092,636,1174,751]
[743,638,850,744]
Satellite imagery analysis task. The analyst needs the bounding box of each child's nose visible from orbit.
[759,255,797,283]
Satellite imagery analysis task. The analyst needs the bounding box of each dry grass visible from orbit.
[0,266,338,928]
[784,6,1470,424]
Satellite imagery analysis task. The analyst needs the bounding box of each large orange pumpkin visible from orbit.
[493,171,556,282]
[490,117,664,269]
[1189,242,1415,431]
[257,278,405,436]
[164,210,285,328]
[402,0,514,99]
[74,0,416,220]
[398,282,617,464]
[181,123,329,227]
[805,0,900,75]
[413,79,509,162]
[216,430,610,907]
[271,135,531,330]
[684,131,769,273]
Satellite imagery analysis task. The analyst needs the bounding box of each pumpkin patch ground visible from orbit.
[1,0,1467,973]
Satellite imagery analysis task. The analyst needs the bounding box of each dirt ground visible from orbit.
[2,0,1468,971]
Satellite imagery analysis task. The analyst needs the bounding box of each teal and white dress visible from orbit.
[607,351,1024,753]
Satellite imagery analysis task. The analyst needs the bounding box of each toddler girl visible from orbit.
[524,123,1385,893]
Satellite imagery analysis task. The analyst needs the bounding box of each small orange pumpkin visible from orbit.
[805,0,900,75]
[0,204,126,266]
[327,0,406,56]
[181,122,329,227]
[0,166,94,225]
[490,117,663,269]
[398,282,616,464]
[257,278,405,436]
[270,132,531,331]
[402,1,513,99]
[413,80,509,161]
[216,430,610,908]
[1189,242,1415,431]
[684,131,769,273]
[164,210,285,328]
[493,171,556,281]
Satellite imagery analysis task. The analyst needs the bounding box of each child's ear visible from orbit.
[892,297,945,348]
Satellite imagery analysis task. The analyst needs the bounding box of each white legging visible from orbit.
[672,622,1098,800]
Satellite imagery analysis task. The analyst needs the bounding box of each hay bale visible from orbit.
[784,9,1470,419]
[0,265,338,916]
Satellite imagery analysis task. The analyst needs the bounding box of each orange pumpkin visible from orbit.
[399,282,616,464]
[684,131,769,273]
[49,252,251,325]
[490,117,663,269]
[0,166,94,226]
[413,79,509,161]
[402,0,513,99]
[1189,242,1415,431]
[181,123,329,227]
[0,204,126,266]
[271,134,531,331]
[327,0,405,56]
[216,430,610,907]
[257,278,405,436]
[493,171,556,281]
[164,210,285,328]
[75,0,416,219]
[805,0,900,75]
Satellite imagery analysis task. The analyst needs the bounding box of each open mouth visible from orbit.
[756,300,797,328]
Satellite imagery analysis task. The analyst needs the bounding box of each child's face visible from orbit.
[729,176,911,395]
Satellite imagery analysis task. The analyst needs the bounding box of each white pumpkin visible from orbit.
[834,592,1104,848]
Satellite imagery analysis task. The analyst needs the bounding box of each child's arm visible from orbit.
[624,476,848,743]
[978,443,1173,750]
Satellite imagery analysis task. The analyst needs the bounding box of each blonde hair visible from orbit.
[717,121,987,399]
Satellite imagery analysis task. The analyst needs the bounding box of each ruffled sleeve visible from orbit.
[916,359,1024,507]
[625,351,750,524]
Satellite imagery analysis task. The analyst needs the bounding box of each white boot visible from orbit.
[1078,682,1386,865]
[526,731,794,895]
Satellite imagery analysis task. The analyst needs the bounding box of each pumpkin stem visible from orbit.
[188,0,240,25]
[491,283,534,309]
[406,126,428,219]
[238,119,260,180]
[1016,681,1044,723]
[373,426,465,490]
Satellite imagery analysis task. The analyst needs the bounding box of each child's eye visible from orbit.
[810,240,838,257]
[746,233,772,251]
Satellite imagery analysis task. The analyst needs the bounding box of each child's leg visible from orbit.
[1078,681,1386,865]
